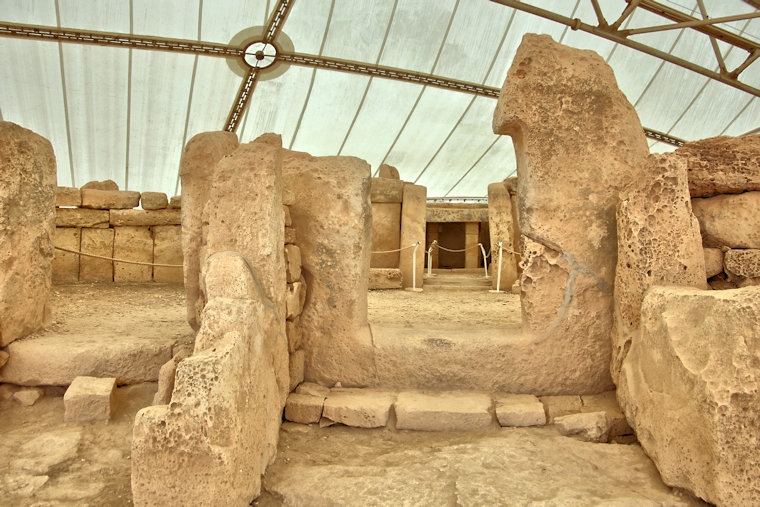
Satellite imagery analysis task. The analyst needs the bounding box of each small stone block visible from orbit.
[64,376,116,422]
[82,179,119,191]
[394,391,494,431]
[322,389,397,428]
[284,244,302,283]
[368,268,403,290]
[554,411,611,443]
[168,195,182,209]
[56,186,81,207]
[284,393,324,424]
[282,188,296,206]
[495,394,546,427]
[81,189,140,210]
[283,205,292,227]
[140,192,168,210]
[581,391,633,437]
[295,382,331,398]
[286,317,302,353]
[289,349,305,393]
[284,226,297,245]
[286,279,306,319]
[539,395,582,423]
[12,387,44,406]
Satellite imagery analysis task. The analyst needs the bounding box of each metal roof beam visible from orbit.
[622,11,760,37]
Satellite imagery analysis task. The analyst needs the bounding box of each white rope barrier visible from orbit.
[54,246,183,268]
[371,243,419,255]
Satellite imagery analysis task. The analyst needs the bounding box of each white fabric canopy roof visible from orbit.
[2,0,758,199]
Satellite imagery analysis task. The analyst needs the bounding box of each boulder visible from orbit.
[618,286,760,506]
[673,134,760,197]
[612,153,708,381]
[493,34,649,394]
[691,191,760,248]
[178,131,239,330]
[0,122,57,346]
[282,151,376,387]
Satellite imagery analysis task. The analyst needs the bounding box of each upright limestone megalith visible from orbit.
[282,151,376,387]
[493,34,649,393]
[0,122,56,346]
[179,131,239,330]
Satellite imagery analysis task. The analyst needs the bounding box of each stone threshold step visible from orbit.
[285,384,633,443]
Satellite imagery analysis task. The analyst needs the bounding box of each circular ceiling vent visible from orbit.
[227,26,294,81]
[243,41,277,69]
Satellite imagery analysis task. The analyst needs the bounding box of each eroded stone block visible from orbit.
[394,391,493,431]
[322,389,396,428]
[554,412,611,443]
[113,226,152,282]
[284,392,324,424]
[63,376,116,422]
[53,227,81,284]
[81,189,140,210]
[152,225,183,283]
[56,208,110,228]
[495,393,546,427]
[692,191,760,248]
[56,186,81,207]
[140,192,168,210]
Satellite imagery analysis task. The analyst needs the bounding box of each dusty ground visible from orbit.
[0,283,705,506]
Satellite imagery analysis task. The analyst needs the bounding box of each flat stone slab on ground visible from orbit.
[395,391,494,431]
[322,389,397,428]
[284,393,325,425]
[64,376,116,422]
[495,393,546,427]
[0,334,174,386]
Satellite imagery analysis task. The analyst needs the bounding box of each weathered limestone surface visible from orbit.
[370,177,404,203]
[539,395,583,422]
[554,411,611,443]
[493,34,650,394]
[0,334,172,385]
[152,225,183,283]
[284,392,324,424]
[377,164,400,180]
[140,191,168,210]
[580,391,632,438]
[494,393,546,427]
[425,204,488,223]
[63,376,116,422]
[81,189,140,210]
[395,391,493,431]
[674,134,760,197]
[368,268,403,290]
[370,202,401,268]
[79,228,114,282]
[113,226,153,282]
[132,254,287,505]
[487,182,518,290]
[322,389,397,428]
[691,191,760,248]
[284,244,302,283]
[286,316,302,353]
[110,209,181,227]
[56,208,110,228]
[612,153,708,381]
[179,131,239,330]
[82,179,118,191]
[56,186,81,207]
[399,184,426,290]
[618,286,760,506]
[168,195,181,209]
[282,151,376,387]
[53,227,81,284]
[724,248,760,278]
[0,122,56,346]
[12,387,44,406]
[288,349,305,393]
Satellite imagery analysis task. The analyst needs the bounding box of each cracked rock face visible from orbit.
[493,34,649,393]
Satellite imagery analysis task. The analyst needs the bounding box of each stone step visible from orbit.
[0,333,176,386]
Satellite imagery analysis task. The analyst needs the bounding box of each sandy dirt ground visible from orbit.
[0,283,705,506]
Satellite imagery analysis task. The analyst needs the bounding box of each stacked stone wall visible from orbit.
[52,185,183,284]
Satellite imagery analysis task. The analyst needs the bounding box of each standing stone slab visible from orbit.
[79,228,114,282]
[53,227,81,284]
[612,153,708,382]
[282,151,376,387]
[618,286,760,506]
[113,226,153,282]
[0,122,56,346]
[370,202,401,268]
[179,131,239,330]
[673,134,760,197]
[395,391,494,431]
[492,34,649,394]
[692,191,760,248]
[152,225,183,283]
[487,182,518,290]
[399,183,426,290]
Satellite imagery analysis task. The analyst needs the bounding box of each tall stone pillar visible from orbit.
[487,181,518,289]
[399,183,426,289]
[464,222,480,268]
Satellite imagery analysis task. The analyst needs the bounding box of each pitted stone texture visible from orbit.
[494,394,545,427]
[140,191,168,210]
[487,182,519,290]
[63,376,116,422]
[368,268,403,289]
[284,392,325,424]
[282,151,376,387]
[724,248,760,278]
[704,247,724,278]
[493,35,649,394]
[152,346,192,406]
[612,153,708,382]
[0,122,56,347]
[674,134,760,197]
[132,260,286,506]
[618,286,760,506]
[80,189,140,210]
[0,334,173,386]
[554,411,611,443]
[395,391,494,432]
[322,389,396,428]
[691,191,760,248]
[179,130,239,330]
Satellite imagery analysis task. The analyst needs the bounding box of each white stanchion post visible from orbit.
[478,243,489,278]
[405,241,424,292]
[489,241,504,294]
[425,240,437,278]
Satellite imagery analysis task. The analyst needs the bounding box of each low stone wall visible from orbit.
[53,185,183,284]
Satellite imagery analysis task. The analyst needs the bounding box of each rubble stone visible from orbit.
[368,268,403,289]
[12,387,44,406]
[284,392,325,424]
[322,389,396,428]
[113,226,152,282]
[612,153,708,381]
[618,286,760,506]
[56,186,81,207]
[80,189,140,209]
[673,134,760,197]
[0,122,56,347]
[580,391,632,438]
[691,191,760,248]
[395,391,493,431]
[493,35,649,394]
[140,191,168,210]
[724,248,760,278]
[56,208,110,228]
[494,394,546,427]
[286,278,306,320]
[554,411,611,443]
[63,376,116,422]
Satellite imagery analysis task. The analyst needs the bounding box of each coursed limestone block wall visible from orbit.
[52,183,183,284]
